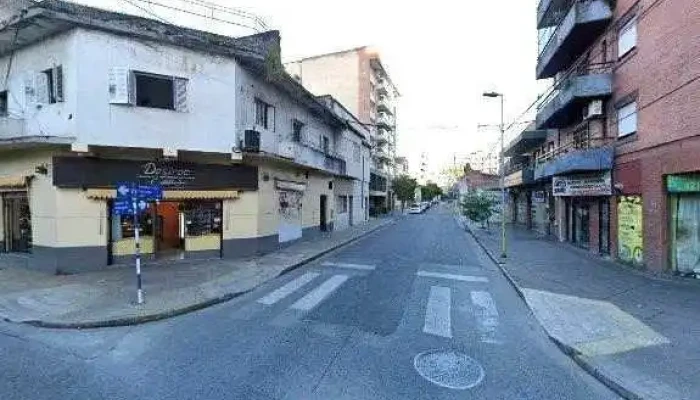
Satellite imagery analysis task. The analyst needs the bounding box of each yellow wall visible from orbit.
[185,234,221,251]
[112,236,155,256]
[222,191,259,240]
[255,164,335,236]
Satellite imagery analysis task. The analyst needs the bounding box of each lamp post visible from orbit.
[482,91,507,259]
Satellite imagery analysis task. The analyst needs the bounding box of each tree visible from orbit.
[391,175,418,211]
[421,182,443,201]
[460,191,497,229]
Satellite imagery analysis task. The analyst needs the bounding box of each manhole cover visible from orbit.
[413,350,484,390]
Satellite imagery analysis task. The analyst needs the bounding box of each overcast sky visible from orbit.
[69,0,544,180]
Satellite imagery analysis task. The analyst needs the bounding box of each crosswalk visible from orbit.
[246,260,502,343]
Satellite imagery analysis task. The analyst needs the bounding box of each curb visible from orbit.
[460,220,639,400]
[18,219,394,330]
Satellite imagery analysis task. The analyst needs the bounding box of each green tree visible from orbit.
[460,191,497,228]
[421,182,443,201]
[391,175,418,211]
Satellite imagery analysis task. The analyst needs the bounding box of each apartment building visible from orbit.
[0,1,367,273]
[285,47,400,215]
[523,0,700,274]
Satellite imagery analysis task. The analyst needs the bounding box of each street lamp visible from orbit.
[482,91,507,260]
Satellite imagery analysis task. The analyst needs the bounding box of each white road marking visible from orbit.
[423,286,452,338]
[417,271,489,283]
[471,291,500,343]
[290,275,349,311]
[321,262,376,271]
[257,272,320,305]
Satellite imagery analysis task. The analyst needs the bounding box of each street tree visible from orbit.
[460,191,497,229]
[391,175,418,211]
[421,182,443,201]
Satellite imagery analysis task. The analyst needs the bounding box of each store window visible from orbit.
[184,201,222,237]
[2,192,31,253]
[337,196,348,214]
[671,194,700,275]
[111,204,154,241]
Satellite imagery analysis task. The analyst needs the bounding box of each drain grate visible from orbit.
[413,350,485,390]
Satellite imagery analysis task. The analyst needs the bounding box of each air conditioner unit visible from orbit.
[241,129,261,153]
[584,100,603,119]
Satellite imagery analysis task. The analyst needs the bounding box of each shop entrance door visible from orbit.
[573,199,591,249]
[1,192,31,253]
[349,196,354,226]
[673,194,700,274]
[320,195,328,231]
[154,202,184,259]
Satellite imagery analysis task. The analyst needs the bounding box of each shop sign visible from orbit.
[552,172,612,197]
[617,196,643,265]
[53,157,258,190]
[533,191,546,203]
[504,171,523,188]
[667,174,700,193]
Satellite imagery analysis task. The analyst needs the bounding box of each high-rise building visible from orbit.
[285,47,400,215]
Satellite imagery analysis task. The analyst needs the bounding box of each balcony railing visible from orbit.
[534,133,614,179]
[278,140,346,176]
[377,114,393,128]
[536,61,613,129]
[0,117,26,140]
[538,0,573,29]
[536,0,612,79]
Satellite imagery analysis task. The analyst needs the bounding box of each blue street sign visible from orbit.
[113,182,162,215]
[113,199,134,216]
[135,184,163,202]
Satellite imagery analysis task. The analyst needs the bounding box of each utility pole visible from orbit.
[483,92,507,260]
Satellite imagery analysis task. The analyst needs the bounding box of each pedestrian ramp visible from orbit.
[230,265,503,344]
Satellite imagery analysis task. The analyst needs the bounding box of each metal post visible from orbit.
[132,194,144,305]
[500,94,507,259]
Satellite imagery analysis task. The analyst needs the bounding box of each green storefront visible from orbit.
[667,174,700,276]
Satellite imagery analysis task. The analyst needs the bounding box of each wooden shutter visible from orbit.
[35,72,49,104]
[174,77,188,112]
[23,73,36,107]
[108,67,131,104]
[53,65,64,102]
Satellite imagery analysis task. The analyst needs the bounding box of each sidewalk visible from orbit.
[0,218,393,329]
[459,216,700,400]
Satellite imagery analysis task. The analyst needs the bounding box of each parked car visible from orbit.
[408,204,423,214]
[421,201,430,211]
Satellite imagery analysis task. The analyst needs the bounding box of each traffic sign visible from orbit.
[135,184,163,202]
[113,199,134,216]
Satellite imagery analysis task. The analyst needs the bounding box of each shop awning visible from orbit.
[85,189,240,200]
[0,175,29,188]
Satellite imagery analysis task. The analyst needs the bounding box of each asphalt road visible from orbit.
[0,206,619,399]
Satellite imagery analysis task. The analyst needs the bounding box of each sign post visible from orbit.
[115,182,162,305]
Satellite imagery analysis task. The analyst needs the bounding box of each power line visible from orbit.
[132,0,261,32]
[119,0,171,24]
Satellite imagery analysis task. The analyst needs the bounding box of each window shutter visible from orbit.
[35,72,49,104]
[269,105,275,131]
[23,73,36,107]
[53,65,64,102]
[174,77,188,112]
[109,67,131,104]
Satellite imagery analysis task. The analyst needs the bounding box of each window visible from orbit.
[255,98,275,130]
[322,136,330,154]
[0,91,7,116]
[135,72,175,110]
[40,66,63,104]
[292,119,304,142]
[617,101,638,137]
[108,68,187,111]
[353,142,361,162]
[618,17,637,58]
[601,39,608,63]
[337,196,348,214]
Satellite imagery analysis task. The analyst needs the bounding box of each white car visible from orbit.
[408,204,423,214]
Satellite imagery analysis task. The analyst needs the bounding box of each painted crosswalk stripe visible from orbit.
[417,271,488,283]
[321,262,376,271]
[471,291,500,343]
[290,275,349,311]
[257,272,320,305]
[423,286,452,338]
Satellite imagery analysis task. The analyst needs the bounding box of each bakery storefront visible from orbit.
[667,174,700,276]
[53,157,258,266]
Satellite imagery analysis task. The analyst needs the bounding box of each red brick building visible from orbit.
[518,0,700,274]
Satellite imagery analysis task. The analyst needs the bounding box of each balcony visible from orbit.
[534,135,614,179]
[538,0,572,28]
[377,95,392,114]
[504,127,548,157]
[536,69,612,129]
[536,0,612,79]
[278,141,346,176]
[376,79,389,96]
[0,117,26,140]
[377,114,393,129]
[505,163,536,188]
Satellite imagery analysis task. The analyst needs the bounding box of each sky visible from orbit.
[67,0,545,182]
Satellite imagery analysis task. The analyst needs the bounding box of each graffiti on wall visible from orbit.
[618,196,643,265]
